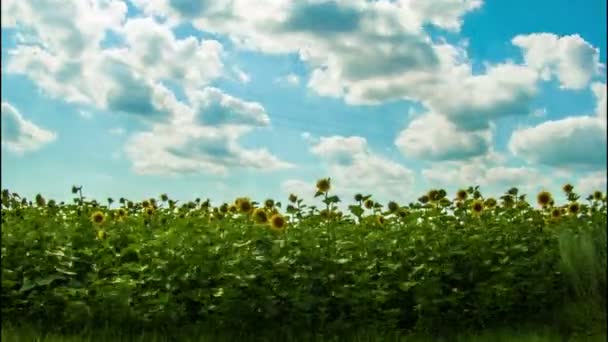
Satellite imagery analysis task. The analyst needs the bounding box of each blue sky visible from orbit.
[1,0,606,207]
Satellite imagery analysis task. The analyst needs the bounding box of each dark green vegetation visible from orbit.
[1,183,606,341]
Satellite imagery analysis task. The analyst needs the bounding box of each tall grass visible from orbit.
[556,220,607,336]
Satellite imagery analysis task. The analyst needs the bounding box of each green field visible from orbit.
[1,181,606,341]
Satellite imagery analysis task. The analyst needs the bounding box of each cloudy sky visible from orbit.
[1,0,606,206]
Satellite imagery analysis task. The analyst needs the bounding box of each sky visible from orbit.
[1,0,607,208]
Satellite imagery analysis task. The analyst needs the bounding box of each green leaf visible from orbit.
[36,274,65,286]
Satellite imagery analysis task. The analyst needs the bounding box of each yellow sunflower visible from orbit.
[593,191,603,201]
[237,198,253,214]
[471,200,484,215]
[562,184,574,193]
[269,214,287,232]
[316,178,331,193]
[288,193,298,203]
[264,199,275,209]
[376,215,385,225]
[364,199,374,210]
[456,189,468,201]
[91,211,105,225]
[568,202,580,215]
[537,191,552,207]
[252,208,269,224]
[484,198,497,209]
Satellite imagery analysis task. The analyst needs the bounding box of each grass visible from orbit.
[2,323,606,342]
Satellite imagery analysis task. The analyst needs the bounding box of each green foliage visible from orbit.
[0,185,606,338]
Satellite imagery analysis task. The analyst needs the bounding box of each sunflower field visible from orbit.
[1,180,606,340]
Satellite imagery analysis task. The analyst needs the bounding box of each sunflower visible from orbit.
[418,195,429,204]
[288,194,298,203]
[91,211,105,225]
[229,205,238,214]
[320,209,330,218]
[237,198,253,213]
[484,198,497,208]
[160,194,169,202]
[142,200,150,208]
[316,178,331,193]
[144,207,155,216]
[593,191,603,201]
[219,203,229,214]
[376,215,385,225]
[551,208,561,219]
[264,199,275,209]
[456,189,468,201]
[397,209,408,219]
[252,208,269,224]
[471,200,484,215]
[387,201,399,213]
[364,199,374,210]
[427,189,440,202]
[537,191,552,207]
[562,184,574,193]
[354,193,363,202]
[568,202,580,215]
[269,214,287,231]
[35,194,46,207]
[117,208,127,219]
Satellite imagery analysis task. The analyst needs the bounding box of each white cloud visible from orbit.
[509,116,606,169]
[1,102,56,154]
[512,33,603,90]
[592,82,606,121]
[576,171,607,196]
[276,73,300,86]
[232,66,251,83]
[123,87,291,176]
[395,112,492,160]
[309,135,415,201]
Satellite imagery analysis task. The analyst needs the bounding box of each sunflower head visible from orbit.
[471,200,484,215]
[219,203,229,214]
[316,178,331,193]
[252,208,269,224]
[387,201,399,213]
[456,189,468,201]
[484,198,497,208]
[142,200,150,208]
[537,191,552,207]
[264,199,275,209]
[35,194,46,207]
[568,202,580,215]
[562,184,574,193]
[427,189,440,202]
[418,195,429,204]
[376,215,385,225]
[269,214,287,231]
[551,208,561,219]
[593,191,603,201]
[364,199,374,209]
[320,209,330,218]
[229,205,238,214]
[117,208,127,218]
[91,211,105,225]
[397,209,408,218]
[160,194,169,202]
[145,207,155,216]
[288,194,298,203]
[237,198,253,213]
[354,193,363,202]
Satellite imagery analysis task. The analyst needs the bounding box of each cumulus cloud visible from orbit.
[188,87,270,127]
[1,102,56,154]
[576,171,607,196]
[513,33,603,90]
[308,135,415,201]
[592,82,606,121]
[395,113,492,161]
[123,87,291,176]
[509,114,606,169]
